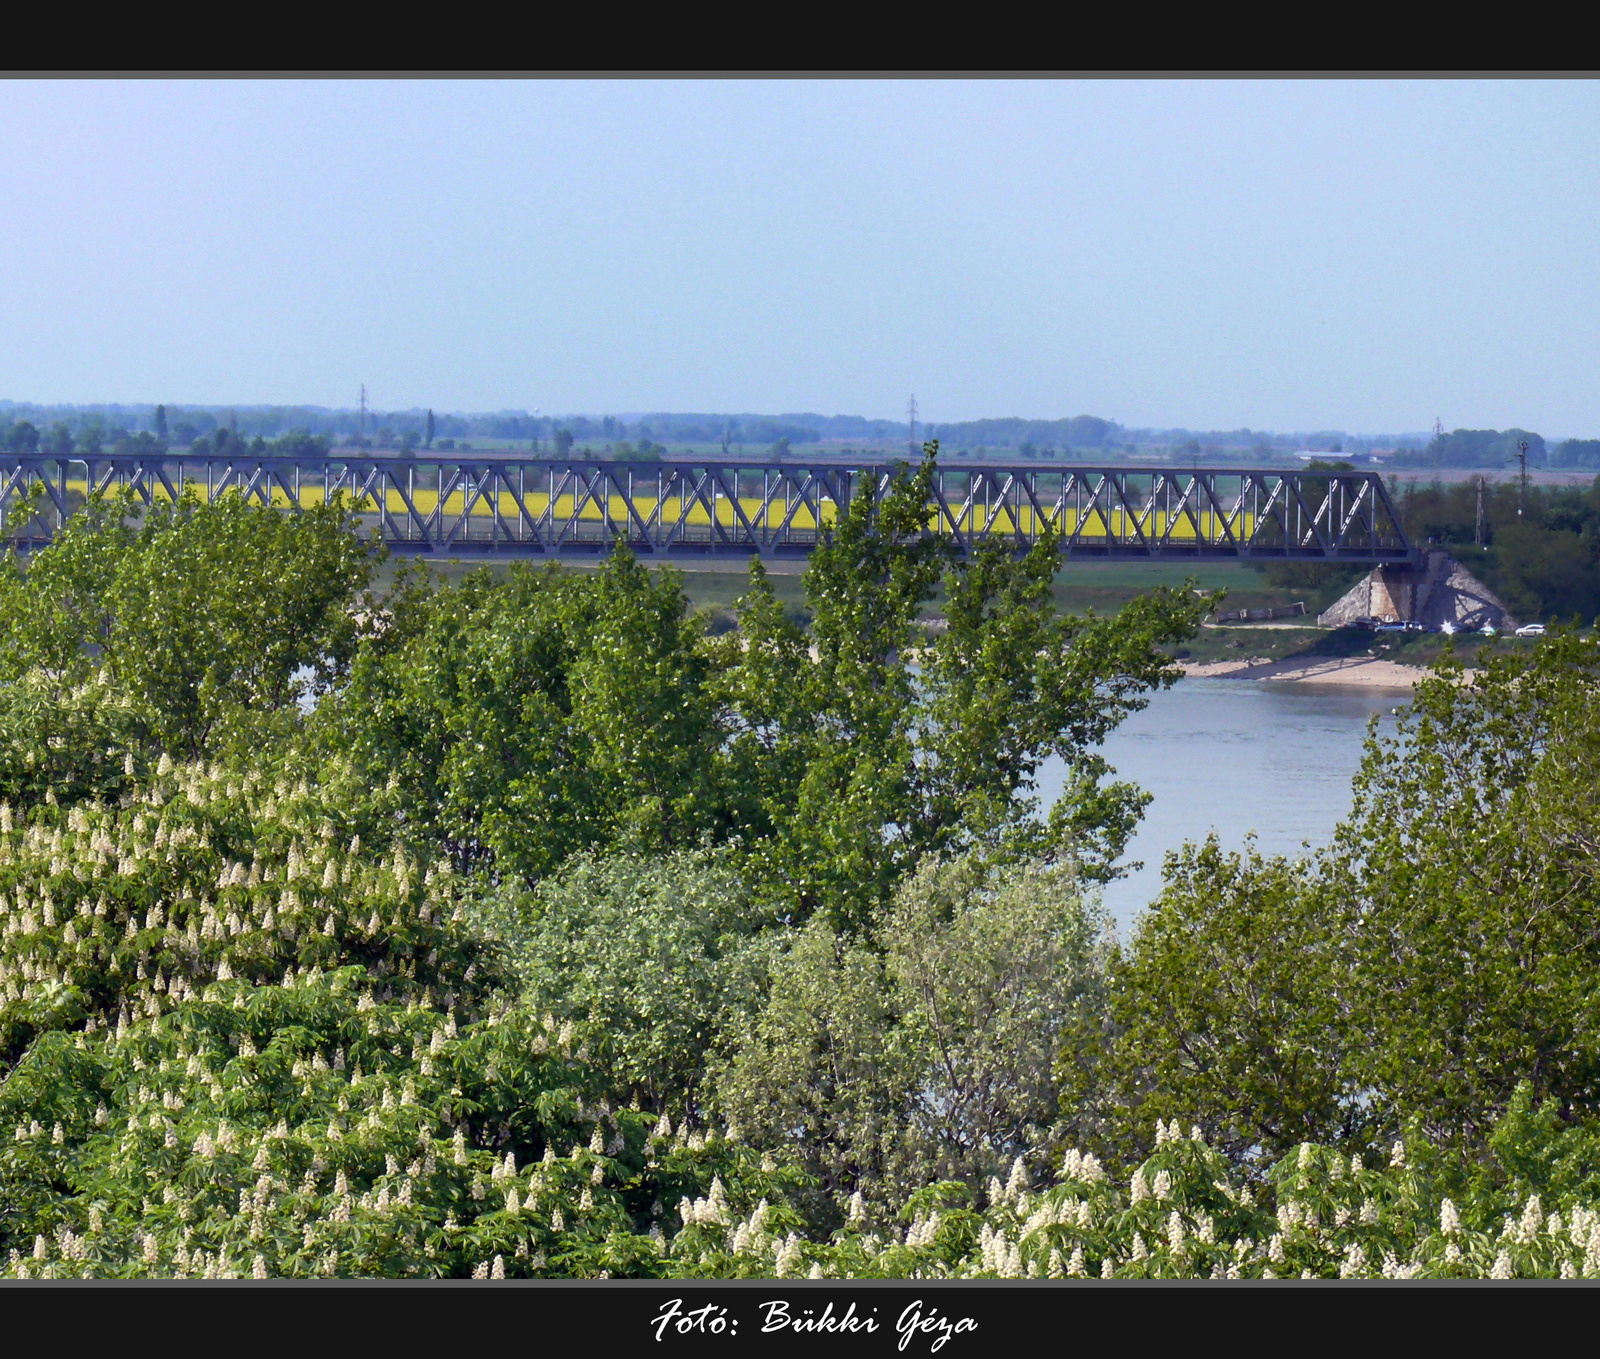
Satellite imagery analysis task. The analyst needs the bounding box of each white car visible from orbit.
[1515,623,1547,638]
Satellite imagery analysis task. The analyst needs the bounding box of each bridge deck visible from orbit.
[0,455,1415,563]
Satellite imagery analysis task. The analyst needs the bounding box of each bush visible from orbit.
[1065,837,1357,1167]
[715,854,1108,1214]
[0,757,492,1069]
[483,848,776,1117]
[0,978,795,1279]
[1080,634,1600,1164]
[669,1109,1600,1280]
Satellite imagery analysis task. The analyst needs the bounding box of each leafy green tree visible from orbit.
[749,454,1204,927]
[0,672,150,810]
[712,916,903,1210]
[1334,636,1600,1145]
[737,454,953,925]
[0,757,800,1280]
[0,755,492,1069]
[323,561,590,879]
[1064,837,1359,1168]
[562,551,724,851]
[1551,439,1600,469]
[1085,634,1600,1166]
[0,490,376,797]
[484,848,775,1117]
[0,492,134,688]
[327,449,1204,927]
[554,428,574,456]
[1485,518,1600,622]
[1419,427,1545,469]
[716,853,1107,1211]
[154,405,168,439]
[919,534,1199,880]
[0,985,669,1279]
[103,494,377,758]
[271,430,330,460]
[425,409,435,448]
[884,857,1109,1178]
[322,549,733,881]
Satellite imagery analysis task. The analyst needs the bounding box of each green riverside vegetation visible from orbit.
[1,449,1599,1279]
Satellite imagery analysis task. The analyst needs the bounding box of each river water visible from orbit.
[1036,678,1404,937]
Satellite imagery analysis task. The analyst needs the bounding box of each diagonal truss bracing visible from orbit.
[0,456,1416,564]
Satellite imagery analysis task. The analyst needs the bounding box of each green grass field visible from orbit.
[368,551,1567,668]
[381,555,1322,632]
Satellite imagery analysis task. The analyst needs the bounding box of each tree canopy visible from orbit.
[318,453,1205,927]
[1076,634,1600,1173]
[1394,475,1600,622]
[5,449,1600,1278]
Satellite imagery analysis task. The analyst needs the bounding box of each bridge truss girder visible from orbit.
[0,456,1416,564]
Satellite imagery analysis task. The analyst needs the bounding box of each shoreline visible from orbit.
[1178,655,1453,689]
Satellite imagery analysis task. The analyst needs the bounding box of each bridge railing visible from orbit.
[0,455,1415,563]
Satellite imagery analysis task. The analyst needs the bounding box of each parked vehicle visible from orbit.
[1480,624,1498,636]
[1515,623,1548,638]
[1375,622,1409,633]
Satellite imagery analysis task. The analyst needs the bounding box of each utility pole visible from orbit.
[907,394,918,456]
[1517,439,1529,517]
[1475,475,1488,547]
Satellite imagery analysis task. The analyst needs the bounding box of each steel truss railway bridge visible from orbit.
[0,454,1417,564]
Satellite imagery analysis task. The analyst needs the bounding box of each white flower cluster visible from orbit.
[652,1127,1600,1282]
[678,1175,731,1228]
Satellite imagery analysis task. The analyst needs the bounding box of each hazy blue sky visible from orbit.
[2,79,1596,434]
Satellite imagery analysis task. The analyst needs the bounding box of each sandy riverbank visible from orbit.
[1179,655,1460,689]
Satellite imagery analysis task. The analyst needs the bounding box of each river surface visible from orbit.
[1036,678,1404,937]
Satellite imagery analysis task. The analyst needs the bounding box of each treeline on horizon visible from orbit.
[19,401,1588,463]
[11,401,1600,482]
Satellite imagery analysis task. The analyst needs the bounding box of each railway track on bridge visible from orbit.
[0,455,1416,564]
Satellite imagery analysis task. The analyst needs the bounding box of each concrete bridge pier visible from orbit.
[1318,548,1516,631]
[1366,554,1440,624]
